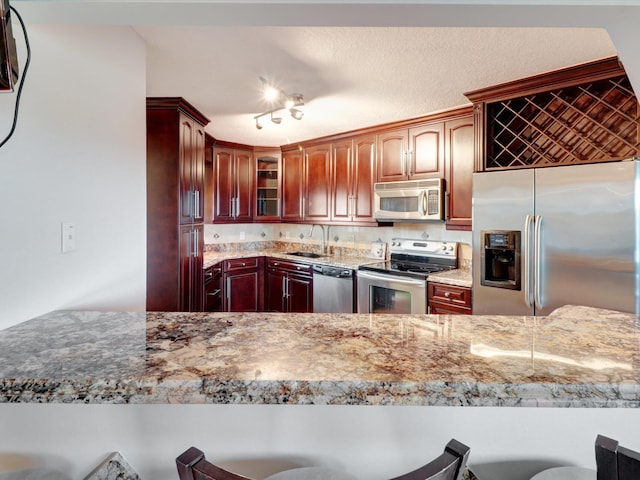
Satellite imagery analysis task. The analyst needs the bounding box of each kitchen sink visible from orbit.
[287,251,325,259]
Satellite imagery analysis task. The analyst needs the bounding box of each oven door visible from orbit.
[356,270,427,314]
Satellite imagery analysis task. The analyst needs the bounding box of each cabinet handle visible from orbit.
[230,197,235,218]
[445,192,450,220]
[236,197,241,218]
[444,291,451,298]
[407,150,413,176]
[192,230,199,257]
[194,190,200,218]
[207,289,221,297]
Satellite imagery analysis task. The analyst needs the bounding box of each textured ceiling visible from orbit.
[135,26,616,147]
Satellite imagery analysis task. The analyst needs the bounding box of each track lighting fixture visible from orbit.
[254,77,304,129]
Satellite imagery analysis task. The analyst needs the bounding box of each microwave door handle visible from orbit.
[421,190,427,216]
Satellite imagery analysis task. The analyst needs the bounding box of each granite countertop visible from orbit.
[204,249,384,270]
[204,250,473,287]
[0,306,637,406]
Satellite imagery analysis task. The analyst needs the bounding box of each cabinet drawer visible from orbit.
[224,257,260,272]
[267,258,313,277]
[428,282,472,308]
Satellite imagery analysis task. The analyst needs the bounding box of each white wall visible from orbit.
[0,24,146,330]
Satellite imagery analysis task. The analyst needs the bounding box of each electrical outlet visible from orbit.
[61,222,76,253]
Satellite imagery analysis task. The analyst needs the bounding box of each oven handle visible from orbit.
[356,270,427,287]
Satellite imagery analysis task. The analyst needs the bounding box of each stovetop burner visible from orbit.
[358,238,458,280]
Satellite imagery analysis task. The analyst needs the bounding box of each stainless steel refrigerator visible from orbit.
[472,159,639,316]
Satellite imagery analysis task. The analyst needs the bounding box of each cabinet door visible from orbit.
[192,125,206,223]
[352,135,376,222]
[287,273,313,313]
[213,147,235,222]
[225,269,260,312]
[331,139,353,221]
[444,116,474,230]
[304,143,332,221]
[281,149,304,221]
[234,149,254,222]
[377,129,408,182]
[409,122,444,179]
[179,224,203,312]
[179,115,195,225]
[265,268,286,312]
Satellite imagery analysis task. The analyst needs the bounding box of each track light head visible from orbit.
[271,112,282,124]
[255,118,263,130]
[290,108,304,120]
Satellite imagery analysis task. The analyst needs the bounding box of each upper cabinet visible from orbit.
[444,113,474,231]
[377,121,444,182]
[255,149,281,222]
[281,148,305,222]
[332,135,376,223]
[465,56,639,171]
[178,113,206,225]
[304,143,332,222]
[211,142,254,223]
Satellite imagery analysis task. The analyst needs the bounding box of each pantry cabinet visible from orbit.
[146,97,209,312]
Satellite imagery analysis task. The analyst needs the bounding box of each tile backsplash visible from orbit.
[204,222,472,265]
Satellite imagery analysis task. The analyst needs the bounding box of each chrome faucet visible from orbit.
[308,224,327,255]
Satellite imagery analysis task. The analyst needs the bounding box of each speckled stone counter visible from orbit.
[0,306,638,406]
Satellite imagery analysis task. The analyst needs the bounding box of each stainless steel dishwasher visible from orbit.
[312,264,354,313]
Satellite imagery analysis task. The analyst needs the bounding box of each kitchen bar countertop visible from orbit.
[0,306,637,406]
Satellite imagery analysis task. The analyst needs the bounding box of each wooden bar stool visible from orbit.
[176,438,470,480]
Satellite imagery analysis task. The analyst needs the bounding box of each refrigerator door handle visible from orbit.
[524,214,533,307]
[534,215,543,310]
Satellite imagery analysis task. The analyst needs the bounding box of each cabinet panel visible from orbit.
[445,116,474,230]
[352,135,376,222]
[179,224,204,312]
[331,140,352,222]
[213,148,234,222]
[203,263,223,312]
[305,144,332,221]
[410,122,444,179]
[265,268,286,312]
[281,149,304,221]
[234,149,254,222]
[287,274,313,313]
[377,130,407,182]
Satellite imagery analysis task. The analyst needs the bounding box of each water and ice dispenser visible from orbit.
[480,230,521,290]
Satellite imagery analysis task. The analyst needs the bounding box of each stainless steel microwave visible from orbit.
[374,178,445,222]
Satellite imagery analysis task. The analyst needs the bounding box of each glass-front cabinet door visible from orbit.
[255,150,281,221]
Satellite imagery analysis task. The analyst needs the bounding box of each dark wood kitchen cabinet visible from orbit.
[281,148,305,221]
[304,143,332,222]
[203,262,223,312]
[265,258,313,313]
[255,149,281,221]
[444,113,474,231]
[331,135,376,223]
[377,122,444,182]
[212,143,254,223]
[223,257,264,312]
[428,282,472,315]
[146,97,209,312]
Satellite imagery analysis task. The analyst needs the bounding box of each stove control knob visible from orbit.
[448,246,454,251]
[441,245,447,250]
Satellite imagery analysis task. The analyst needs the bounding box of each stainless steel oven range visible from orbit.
[357,238,458,314]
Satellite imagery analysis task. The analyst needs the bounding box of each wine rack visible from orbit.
[466,57,640,171]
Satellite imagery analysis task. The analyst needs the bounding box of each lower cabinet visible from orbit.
[223,257,264,312]
[203,262,223,312]
[265,258,313,313]
[428,282,472,315]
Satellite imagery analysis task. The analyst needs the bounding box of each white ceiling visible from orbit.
[136,26,616,147]
[15,1,624,148]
